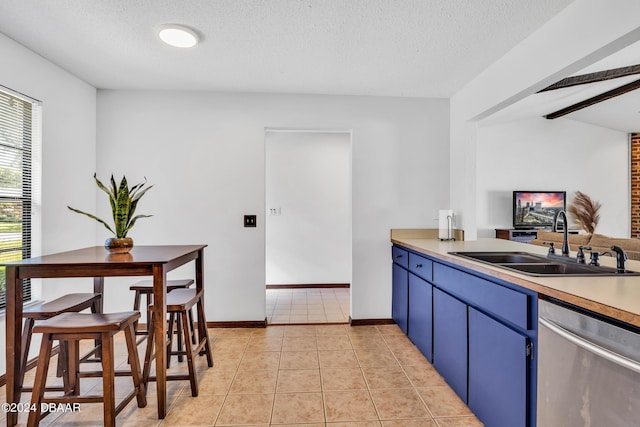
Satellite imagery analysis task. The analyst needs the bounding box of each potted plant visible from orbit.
[68,173,153,253]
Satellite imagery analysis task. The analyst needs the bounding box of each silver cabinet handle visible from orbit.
[415,264,422,268]
[539,317,640,374]
[396,254,403,258]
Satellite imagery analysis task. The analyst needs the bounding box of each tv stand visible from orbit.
[496,228,579,243]
[495,228,541,243]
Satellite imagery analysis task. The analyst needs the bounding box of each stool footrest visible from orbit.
[42,395,106,404]
[78,345,103,363]
[168,337,208,358]
[146,374,191,382]
[78,370,137,379]
[21,386,67,393]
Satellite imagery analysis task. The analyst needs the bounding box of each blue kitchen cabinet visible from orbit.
[392,258,409,334]
[408,272,433,362]
[433,287,468,402]
[391,244,537,426]
[468,307,529,427]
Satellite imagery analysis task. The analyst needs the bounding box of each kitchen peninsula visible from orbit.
[392,229,640,327]
[391,229,640,427]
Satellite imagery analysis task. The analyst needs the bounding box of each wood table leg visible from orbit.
[195,249,208,354]
[152,265,167,418]
[6,266,22,427]
[93,277,104,360]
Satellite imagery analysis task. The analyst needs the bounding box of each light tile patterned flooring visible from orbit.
[266,288,351,324]
[1,324,483,426]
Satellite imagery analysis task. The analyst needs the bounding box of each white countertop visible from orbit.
[391,233,640,328]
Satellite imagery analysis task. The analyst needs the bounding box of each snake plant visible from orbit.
[68,173,153,238]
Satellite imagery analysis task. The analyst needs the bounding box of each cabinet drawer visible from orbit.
[433,263,530,330]
[392,246,409,269]
[409,253,433,281]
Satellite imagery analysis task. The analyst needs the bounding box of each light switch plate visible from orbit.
[244,215,257,227]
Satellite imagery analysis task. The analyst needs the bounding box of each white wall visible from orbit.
[476,117,629,238]
[265,131,351,285]
[0,35,97,256]
[0,33,97,374]
[96,90,450,322]
[450,0,640,239]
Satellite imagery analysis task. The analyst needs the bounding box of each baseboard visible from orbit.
[349,317,395,326]
[207,319,268,328]
[266,283,350,289]
[268,319,349,325]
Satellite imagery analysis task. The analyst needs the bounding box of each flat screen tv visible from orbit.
[513,191,566,229]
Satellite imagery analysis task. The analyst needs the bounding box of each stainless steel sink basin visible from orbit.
[450,252,550,264]
[448,251,640,277]
[501,262,623,276]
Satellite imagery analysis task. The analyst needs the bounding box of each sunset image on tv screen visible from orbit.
[514,192,565,226]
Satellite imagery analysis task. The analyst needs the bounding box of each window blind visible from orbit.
[0,88,33,309]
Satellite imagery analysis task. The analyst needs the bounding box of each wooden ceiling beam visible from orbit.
[545,77,640,119]
[539,64,640,92]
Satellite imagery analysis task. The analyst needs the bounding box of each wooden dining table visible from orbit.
[2,244,207,426]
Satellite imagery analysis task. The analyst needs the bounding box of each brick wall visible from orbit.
[632,133,640,238]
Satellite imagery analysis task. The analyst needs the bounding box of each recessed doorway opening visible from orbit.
[264,129,352,325]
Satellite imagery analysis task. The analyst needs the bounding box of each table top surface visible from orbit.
[0,244,207,267]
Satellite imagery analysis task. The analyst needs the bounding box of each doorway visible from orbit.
[264,129,352,324]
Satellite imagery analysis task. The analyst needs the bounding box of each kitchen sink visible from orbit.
[448,251,640,277]
[501,262,625,276]
[449,252,550,264]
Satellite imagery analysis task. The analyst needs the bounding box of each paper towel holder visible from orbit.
[439,210,456,241]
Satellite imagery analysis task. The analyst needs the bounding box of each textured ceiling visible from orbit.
[0,0,575,97]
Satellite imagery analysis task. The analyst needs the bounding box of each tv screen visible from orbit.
[513,191,566,229]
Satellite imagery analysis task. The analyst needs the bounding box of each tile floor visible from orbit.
[2,324,483,426]
[266,288,351,324]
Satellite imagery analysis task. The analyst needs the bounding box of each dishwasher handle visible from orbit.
[539,317,640,374]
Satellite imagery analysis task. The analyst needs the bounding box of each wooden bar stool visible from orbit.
[130,279,195,362]
[143,288,213,397]
[27,311,147,427]
[20,293,102,393]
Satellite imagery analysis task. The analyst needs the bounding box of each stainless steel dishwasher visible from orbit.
[538,299,640,426]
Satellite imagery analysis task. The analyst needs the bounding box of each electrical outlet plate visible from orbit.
[244,215,257,227]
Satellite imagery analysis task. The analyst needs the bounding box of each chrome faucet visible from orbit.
[552,210,570,256]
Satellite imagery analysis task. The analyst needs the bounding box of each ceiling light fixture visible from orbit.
[158,24,199,48]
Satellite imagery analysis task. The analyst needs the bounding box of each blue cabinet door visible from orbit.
[392,262,409,334]
[468,307,528,427]
[408,273,433,362]
[433,288,468,402]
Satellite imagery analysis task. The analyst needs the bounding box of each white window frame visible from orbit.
[0,85,41,310]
